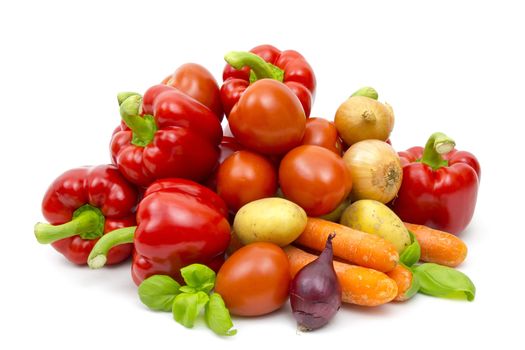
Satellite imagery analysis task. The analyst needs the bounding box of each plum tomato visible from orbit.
[228,79,306,155]
[214,242,291,316]
[216,150,277,212]
[279,145,352,216]
[301,117,343,155]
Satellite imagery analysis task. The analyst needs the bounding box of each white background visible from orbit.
[1,0,523,348]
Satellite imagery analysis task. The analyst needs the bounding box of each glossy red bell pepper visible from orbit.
[221,44,316,117]
[87,178,231,285]
[391,132,481,235]
[162,63,224,121]
[111,82,223,187]
[34,165,138,265]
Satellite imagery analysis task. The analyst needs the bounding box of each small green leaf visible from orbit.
[205,293,237,336]
[402,266,420,300]
[400,231,421,267]
[138,275,181,312]
[180,264,216,293]
[179,286,197,294]
[413,263,476,301]
[172,291,210,328]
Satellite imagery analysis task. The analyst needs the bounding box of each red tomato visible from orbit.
[301,117,343,155]
[216,150,277,212]
[228,79,306,155]
[217,136,243,163]
[215,242,291,316]
[279,145,352,216]
[203,136,243,191]
[162,63,224,121]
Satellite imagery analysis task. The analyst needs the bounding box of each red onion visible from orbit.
[290,233,342,331]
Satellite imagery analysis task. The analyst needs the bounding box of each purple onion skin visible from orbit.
[290,233,342,331]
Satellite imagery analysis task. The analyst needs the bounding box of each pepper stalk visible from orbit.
[34,204,105,244]
[420,132,456,170]
[119,94,157,147]
[88,226,137,269]
[224,51,284,83]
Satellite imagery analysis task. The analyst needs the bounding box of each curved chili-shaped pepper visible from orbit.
[391,132,481,235]
[221,44,316,117]
[34,165,139,265]
[87,178,231,285]
[111,81,223,187]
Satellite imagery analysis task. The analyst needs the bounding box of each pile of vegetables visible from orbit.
[34,44,480,335]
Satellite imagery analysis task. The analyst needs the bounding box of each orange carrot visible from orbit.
[284,245,398,306]
[294,217,399,272]
[404,223,468,267]
[386,264,414,302]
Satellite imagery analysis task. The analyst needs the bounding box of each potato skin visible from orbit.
[340,199,410,253]
[233,198,307,247]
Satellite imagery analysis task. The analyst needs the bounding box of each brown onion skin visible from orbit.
[289,233,342,331]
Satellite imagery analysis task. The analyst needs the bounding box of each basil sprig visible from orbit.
[412,263,476,301]
[399,231,475,302]
[138,275,181,312]
[138,264,237,336]
[400,230,421,267]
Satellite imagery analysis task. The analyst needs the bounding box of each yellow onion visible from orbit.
[343,140,402,203]
[334,93,394,145]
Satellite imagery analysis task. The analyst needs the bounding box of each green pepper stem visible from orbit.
[117,92,141,106]
[88,226,136,269]
[119,94,157,147]
[34,205,105,244]
[420,132,456,170]
[224,51,283,82]
[351,86,379,100]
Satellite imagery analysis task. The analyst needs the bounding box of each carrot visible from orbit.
[294,217,399,272]
[386,264,413,302]
[284,245,398,306]
[404,223,468,267]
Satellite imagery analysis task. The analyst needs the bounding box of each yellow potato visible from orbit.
[340,199,410,253]
[233,198,307,247]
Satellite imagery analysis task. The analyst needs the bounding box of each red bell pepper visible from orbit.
[34,165,138,265]
[162,63,224,121]
[111,82,223,187]
[391,132,480,235]
[87,178,231,285]
[221,44,316,117]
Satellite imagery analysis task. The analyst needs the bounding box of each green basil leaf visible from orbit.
[205,293,237,336]
[413,263,475,301]
[179,286,197,294]
[400,231,421,267]
[172,291,210,328]
[180,264,216,293]
[402,266,420,300]
[138,275,181,312]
